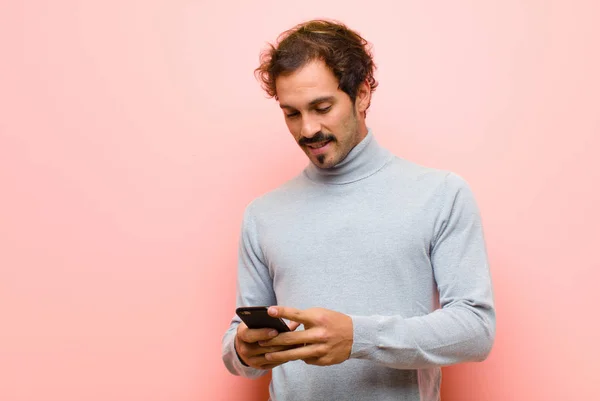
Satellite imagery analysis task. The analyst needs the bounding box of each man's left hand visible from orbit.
[258,306,353,366]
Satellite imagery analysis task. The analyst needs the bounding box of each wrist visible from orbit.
[234,336,250,367]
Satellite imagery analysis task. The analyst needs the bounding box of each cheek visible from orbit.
[331,107,351,125]
[285,120,301,140]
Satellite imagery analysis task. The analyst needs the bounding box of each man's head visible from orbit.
[255,20,378,168]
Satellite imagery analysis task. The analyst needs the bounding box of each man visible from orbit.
[222,19,495,401]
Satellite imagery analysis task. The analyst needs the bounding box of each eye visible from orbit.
[285,111,300,119]
[316,106,331,114]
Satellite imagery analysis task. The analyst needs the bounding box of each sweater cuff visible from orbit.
[349,314,412,363]
[349,315,381,359]
[223,331,265,378]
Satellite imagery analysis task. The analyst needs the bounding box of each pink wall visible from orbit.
[1,1,598,400]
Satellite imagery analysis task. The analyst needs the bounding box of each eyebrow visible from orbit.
[280,96,335,110]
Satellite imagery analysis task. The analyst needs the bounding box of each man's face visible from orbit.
[275,60,370,168]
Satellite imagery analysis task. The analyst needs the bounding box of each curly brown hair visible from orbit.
[255,19,378,109]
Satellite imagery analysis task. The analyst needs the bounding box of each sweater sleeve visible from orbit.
[221,204,277,378]
[349,173,496,369]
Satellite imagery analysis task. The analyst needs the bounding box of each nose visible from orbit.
[300,115,321,139]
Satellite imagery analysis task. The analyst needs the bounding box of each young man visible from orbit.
[222,19,495,401]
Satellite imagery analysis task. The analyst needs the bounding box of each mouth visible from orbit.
[306,140,330,149]
[305,140,332,155]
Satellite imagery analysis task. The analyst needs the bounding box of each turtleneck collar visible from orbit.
[303,129,394,185]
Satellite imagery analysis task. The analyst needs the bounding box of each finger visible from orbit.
[246,355,283,370]
[239,326,279,343]
[268,306,310,325]
[258,329,315,347]
[265,344,321,363]
[246,344,295,357]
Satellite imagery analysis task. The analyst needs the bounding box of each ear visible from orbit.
[355,80,372,116]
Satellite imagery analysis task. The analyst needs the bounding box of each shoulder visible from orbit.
[386,156,470,189]
[382,157,476,210]
[242,173,309,221]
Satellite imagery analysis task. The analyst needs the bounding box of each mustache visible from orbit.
[298,132,336,146]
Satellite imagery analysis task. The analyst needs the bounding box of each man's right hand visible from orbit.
[234,321,299,370]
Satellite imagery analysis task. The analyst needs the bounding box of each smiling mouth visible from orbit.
[305,140,333,157]
[306,140,331,149]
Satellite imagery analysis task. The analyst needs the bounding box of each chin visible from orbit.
[311,155,337,169]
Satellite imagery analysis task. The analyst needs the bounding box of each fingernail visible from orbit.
[269,330,277,337]
[268,307,277,316]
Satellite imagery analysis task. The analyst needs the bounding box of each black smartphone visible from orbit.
[235,306,291,332]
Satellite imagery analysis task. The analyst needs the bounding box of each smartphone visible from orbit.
[235,306,291,332]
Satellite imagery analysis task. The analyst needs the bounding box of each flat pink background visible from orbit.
[1,1,598,400]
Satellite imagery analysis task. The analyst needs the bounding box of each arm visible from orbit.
[221,205,278,378]
[350,173,495,368]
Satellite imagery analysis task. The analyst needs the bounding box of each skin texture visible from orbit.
[234,60,372,368]
[260,306,354,367]
[235,321,301,370]
[276,59,371,169]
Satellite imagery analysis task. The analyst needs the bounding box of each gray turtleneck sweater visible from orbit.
[222,130,495,401]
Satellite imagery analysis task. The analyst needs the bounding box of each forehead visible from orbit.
[275,60,343,107]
